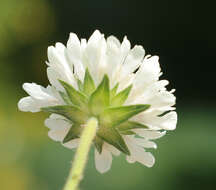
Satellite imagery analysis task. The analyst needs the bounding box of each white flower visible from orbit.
[18,30,177,173]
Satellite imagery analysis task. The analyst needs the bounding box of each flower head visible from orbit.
[18,30,177,173]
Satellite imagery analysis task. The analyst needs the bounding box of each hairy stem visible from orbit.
[63,117,98,190]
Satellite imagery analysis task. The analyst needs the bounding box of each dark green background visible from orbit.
[0,0,215,190]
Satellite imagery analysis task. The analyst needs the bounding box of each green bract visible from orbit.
[41,69,150,155]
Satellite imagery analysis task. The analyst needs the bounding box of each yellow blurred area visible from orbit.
[0,110,50,190]
[1,166,32,190]
[1,166,38,190]
[10,0,55,43]
[0,1,55,189]
[0,0,55,56]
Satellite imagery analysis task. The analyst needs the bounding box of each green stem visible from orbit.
[63,117,98,190]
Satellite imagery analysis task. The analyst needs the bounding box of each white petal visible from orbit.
[46,114,79,147]
[107,36,121,48]
[48,128,69,142]
[120,36,131,57]
[48,45,77,88]
[120,45,145,78]
[133,150,155,167]
[147,91,176,111]
[126,156,136,163]
[95,38,107,82]
[95,148,112,173]
[83,30,107,84]
[66,33,85,81]
[18,97,40,112]
[133,110,177,131]
[45,114,71,130]
[67,33,81,57]
[127,55,162,101]
[48,113,65,119]
[155,111,177,130]
[128,81,176,112]
[63,139,79,149]
[104,143,121,156]
[124,136,155,167]
[47,67,64,91]
[106,36,121,82]
[118,73,135,91]
[81,39,87,51]
[23,83,54,100]
[140,55,161,83]
[22,83,62,111]
[133,111,177,130]
[45,113,79,148]
[88,30,102,43]
[134,138,157,149]
[129,80,169,103]
[109,36,131,84]
[133,130,166,139]
[48,45,67,67]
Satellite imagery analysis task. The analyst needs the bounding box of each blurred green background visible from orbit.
[0,0,215,189]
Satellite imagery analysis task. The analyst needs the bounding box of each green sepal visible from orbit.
[59,91,72,105]
[89,75,110,115]
[97,126,130,155]
[83,68,95,96]
[59,80,88,108]
[110,83,119,99]
[41,105,88,124]
[100,104,150,128]
[120,130,136,135]
[117,121,148,131]
[77,79,84,92]
[94,136,104,154]
[111,85,132,106]
[63,123,81,143]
